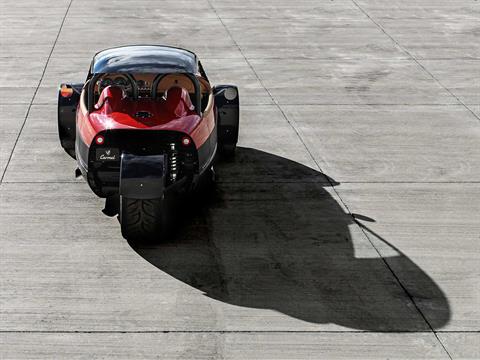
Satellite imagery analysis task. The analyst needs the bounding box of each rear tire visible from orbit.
[120,196,168,242]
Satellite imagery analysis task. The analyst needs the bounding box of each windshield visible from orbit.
[91,45,198,74]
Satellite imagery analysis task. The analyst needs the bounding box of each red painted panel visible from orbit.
[77,86,211,149]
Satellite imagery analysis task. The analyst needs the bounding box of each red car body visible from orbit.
[57,45,239,240]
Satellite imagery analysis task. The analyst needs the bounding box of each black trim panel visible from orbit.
[84,130,200,198]
[196,124,217,173]
[58,83,82,158]
[213,85,239,149]
[76,130,90,177]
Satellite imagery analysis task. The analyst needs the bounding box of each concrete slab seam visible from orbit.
[349,1,460,357]
[0,0,74,183]
[204,0,331,175]
[0,330,478,334]
[205,1,452,354]
[350,0,480,124]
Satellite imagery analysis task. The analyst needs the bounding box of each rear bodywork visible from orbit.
[58,45,239,199]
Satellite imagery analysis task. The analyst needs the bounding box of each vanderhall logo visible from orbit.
[96,148,119,161]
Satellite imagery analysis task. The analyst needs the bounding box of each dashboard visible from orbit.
[96,74,147,97]
[94,73,210,101]
[99,76,129,88]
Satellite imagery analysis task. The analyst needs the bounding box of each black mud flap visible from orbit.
[58,83,83,159]
[214,85,239,154]
[120,153,167,200]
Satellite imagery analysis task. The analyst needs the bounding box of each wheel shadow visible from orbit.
[129,147,450,331]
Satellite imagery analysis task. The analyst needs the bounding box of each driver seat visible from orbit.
[95,85,126,113]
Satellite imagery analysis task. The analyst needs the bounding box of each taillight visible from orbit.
[95,135,105,145]
[60,85,73,98]
[181,136,191,147]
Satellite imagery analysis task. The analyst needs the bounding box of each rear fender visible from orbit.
[58,83,83,158]
[213,85,239,149]
[120,152,167,200]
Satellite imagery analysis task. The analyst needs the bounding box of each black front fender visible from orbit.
[120,153,167,199]
[213,84,239,150]
[58,83,83,159]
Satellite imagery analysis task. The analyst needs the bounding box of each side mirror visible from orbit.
[213,85,239,103]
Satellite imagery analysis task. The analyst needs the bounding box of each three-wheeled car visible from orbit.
[58,45,239,241]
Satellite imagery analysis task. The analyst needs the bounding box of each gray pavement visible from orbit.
[0,0,479,358]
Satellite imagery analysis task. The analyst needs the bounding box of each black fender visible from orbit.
[213,85,239,153]
[120,152,167,199]
[58,83,83,159]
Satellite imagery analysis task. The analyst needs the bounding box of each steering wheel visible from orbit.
[151,74,165,99]
[98,74,138,99]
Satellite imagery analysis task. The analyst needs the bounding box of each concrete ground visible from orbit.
[1,0,479,358]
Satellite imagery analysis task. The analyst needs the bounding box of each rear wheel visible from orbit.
[120,196,168,242]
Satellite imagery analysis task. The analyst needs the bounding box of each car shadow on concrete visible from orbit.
[129,147,450,331]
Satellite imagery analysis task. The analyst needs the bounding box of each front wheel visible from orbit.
[120,196,168,242]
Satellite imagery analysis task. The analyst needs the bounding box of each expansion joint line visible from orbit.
[350,1,455,357]
[205,0,387,268]
[0,330,477,334]
[205,0,329,175]
[0,0,74,183]
[354,219,453,359]
[208,2,454,358]
[350,0,479,124]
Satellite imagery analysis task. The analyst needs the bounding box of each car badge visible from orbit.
[96,148,119,161]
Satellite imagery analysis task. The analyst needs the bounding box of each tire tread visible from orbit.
[120,197,164,241]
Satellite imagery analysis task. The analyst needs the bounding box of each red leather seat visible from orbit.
[163,86,195,117]
[95,85,125,112]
